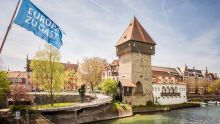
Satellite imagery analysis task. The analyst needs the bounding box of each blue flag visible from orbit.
[14,0,63,49]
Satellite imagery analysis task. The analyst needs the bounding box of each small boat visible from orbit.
[207,101,216,105]
[216,101,220,105]
[200,102,207,106]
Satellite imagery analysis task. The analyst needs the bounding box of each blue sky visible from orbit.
[0,0,220,75]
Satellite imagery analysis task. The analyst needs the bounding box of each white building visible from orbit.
[103,60,188,105]
[152,66,187,105]
[103,60,119,81]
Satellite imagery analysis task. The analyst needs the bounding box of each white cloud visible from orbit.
[0,0,219,76]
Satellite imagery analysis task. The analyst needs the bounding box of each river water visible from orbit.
[94,106,220,124]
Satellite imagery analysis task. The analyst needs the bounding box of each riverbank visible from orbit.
[94,105,220,124]
[132,102,200,113]
[41,102,133,124]
[83,102,200,124]
[0,102,200,124]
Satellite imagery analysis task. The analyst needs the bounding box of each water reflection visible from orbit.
[93,106,220,124]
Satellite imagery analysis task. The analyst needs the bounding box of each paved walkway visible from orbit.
[0,108,9,112]
[0,92,112,112]
[36,93,112,112]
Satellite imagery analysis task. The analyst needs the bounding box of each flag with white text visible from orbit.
[14,0,63,49]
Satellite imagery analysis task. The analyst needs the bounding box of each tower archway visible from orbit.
[135,81,143,94]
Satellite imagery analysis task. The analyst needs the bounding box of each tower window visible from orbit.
[124,36,127,39]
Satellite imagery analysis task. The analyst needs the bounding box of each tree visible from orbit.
[10,85,31,105]
[102,79,118,96]
[77,57,105,92]
[0,71,9,101]
[30,45,64,106]
[207,80,220,94]
[64,68,76,90]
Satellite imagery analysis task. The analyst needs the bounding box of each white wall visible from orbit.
[152,84,187,105]
[103,69,118,81]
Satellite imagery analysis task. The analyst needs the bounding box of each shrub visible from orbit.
[9,105,30,115]
[146,101,154,106]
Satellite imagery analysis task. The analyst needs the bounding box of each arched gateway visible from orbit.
[135,81,143,94]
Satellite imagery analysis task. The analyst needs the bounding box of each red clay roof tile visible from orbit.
[116,16,156,46]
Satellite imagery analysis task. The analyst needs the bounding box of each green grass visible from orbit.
[31,102,76,110]
[110,102,132,112]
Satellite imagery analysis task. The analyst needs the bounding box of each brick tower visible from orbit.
[116,16,156,106]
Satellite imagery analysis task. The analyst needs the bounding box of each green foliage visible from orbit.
[9,105,30,115]
[78,84,86,102]
[110,102,132,113]
[30,45,64,105]
[146,101,154,106]
[31,102,75,110]
[102,79,118,96]
[208,79,220,94]
[0,71,9,101]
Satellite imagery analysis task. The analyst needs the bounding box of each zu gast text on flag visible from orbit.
[14,0,63,49]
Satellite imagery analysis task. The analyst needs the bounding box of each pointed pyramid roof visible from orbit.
[116,16,156,46]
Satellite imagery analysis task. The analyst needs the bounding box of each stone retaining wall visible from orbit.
[32,94,94,105]
[133,103,200,113]
[43,103,133,124]
[133,107,170,113]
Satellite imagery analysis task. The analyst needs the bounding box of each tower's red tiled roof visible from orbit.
[116,16,156,46]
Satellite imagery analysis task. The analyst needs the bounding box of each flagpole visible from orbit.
[0,0,22,54]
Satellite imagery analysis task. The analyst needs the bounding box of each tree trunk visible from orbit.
[50,91,53,106]
[49,51,54,106]
[90,83,94,92]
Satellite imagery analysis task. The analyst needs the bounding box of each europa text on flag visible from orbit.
[14,0,63,49]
